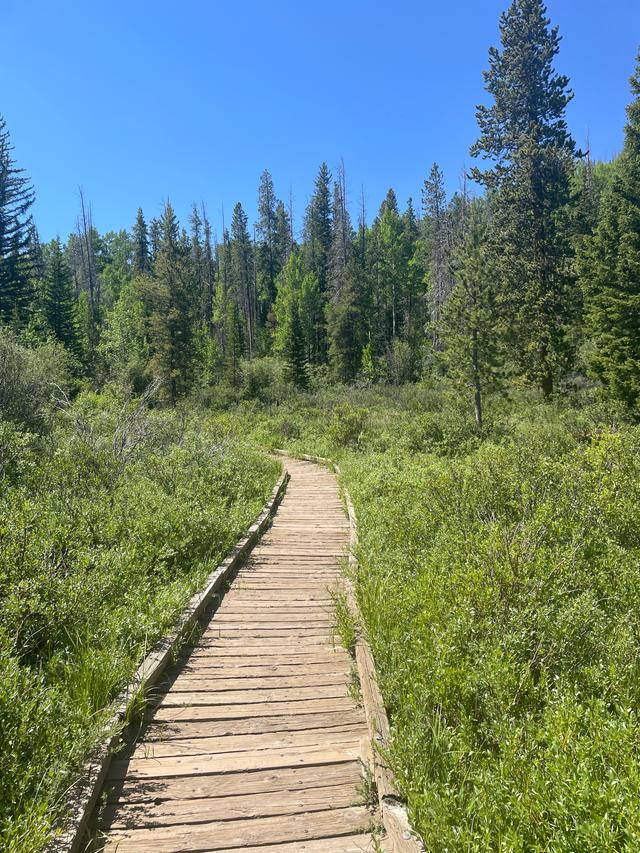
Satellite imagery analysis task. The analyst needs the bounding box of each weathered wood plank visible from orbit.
[142,712,366,741]
[100,782,361,830]
[169,663,348,680]
[105,761,363,804]
[109,744,363,781]
[100,805,372,852]
[150,696,357,723]
[164,673,348,691]
[196,635,332,646]
[197,837,383,853]
[184,646,343,658]
[203,618,333,628]
[171,660,347,675]
[157,684,348,706]
[130,727,363,760]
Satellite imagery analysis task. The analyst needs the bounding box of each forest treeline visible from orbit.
[1,0,639,425]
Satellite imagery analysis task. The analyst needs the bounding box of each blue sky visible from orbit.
[3,0,639,242]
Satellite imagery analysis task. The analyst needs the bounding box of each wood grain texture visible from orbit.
[95,458,381,852]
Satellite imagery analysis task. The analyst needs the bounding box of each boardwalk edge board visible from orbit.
[50,466,290,853]
[274,449,425,853]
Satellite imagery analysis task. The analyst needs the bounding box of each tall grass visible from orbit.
[223,384,640,851]
[0,393,278,852]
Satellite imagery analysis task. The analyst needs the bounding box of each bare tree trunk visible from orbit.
[288,188,294,255]
[541,336,553,398]
[252,226,259,356]
[221,207,229,357]
[472,327,483,429]
[202,203,215,335]
[391,279,396,341]
[359,187,366,262]
[78,188,97,319]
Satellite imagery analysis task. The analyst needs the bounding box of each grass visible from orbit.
[7,375,640,851]
[0,391,279,852]
[213,381,640,852]
[331,587,359,657]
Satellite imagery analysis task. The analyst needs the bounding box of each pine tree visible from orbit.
[28,224,45,284]
[132,208,150,275]
[580,54,640,408]
[43,237,81,356]
[274,252,315,386]
[146,201,196,402]
[189,203,207,320]
[230,202,255,357]
[328,195,372,382]
[274,200,292,266]
[402,198,426,374]
[328,161,353,305]
[327,266,362,382]
[149,217,161,267]
[256,170,280,321]
[470,0,578,396]
[303,163,332,293]
[201,205,216,335]
[366,216,386,360]
[422,164,453,346]
[223,296,244,387]
[303,163,332,359]
[0,115,36,325]
[441,199,503,428]
[282,299,308,389]
[376,190,405,344]
[215,227,232,362]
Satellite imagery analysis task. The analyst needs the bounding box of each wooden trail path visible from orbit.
[95,458,385,853]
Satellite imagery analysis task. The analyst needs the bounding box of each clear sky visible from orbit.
[3,0,639,242]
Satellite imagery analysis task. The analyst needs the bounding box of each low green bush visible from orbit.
[241,356,289,403]
[0,330,77,433]
[222,386,640,851]
[0,395,278,851]
[344,421,640,851]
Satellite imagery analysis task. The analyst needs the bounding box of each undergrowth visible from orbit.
[0,390,278,851]
[218,382,640,852]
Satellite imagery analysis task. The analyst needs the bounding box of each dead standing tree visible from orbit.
[77,188,100,346]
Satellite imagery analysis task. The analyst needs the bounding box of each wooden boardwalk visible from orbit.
[96,458,382,852]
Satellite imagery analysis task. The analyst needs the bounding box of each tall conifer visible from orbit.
[471,0,578,396]
[44,237,81,357]
[328,162,353,304]
[256,170,280,316]
[441,199,503,427]
[230,202,255,357]
[132,208,150,275]
[580,54,640,408]
[146,201,196,401]
[0,115,36,325]
[303,164,332,359]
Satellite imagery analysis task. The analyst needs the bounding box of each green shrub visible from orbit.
[0,400,278,850]
[220,386,640,851]
[327,403,368,450]
[342,423,640,851]
[241,356,289,403]
[0,330,76,432]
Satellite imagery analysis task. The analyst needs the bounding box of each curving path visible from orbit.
[96,458,383,852]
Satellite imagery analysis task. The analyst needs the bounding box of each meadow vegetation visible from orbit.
[214,382,640,851]
[0,333,278,852]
